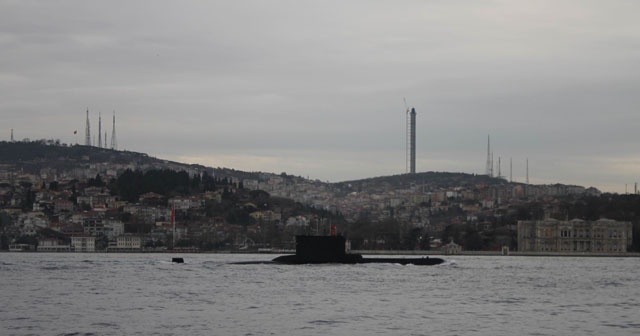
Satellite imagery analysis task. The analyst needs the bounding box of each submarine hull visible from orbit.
[272,253,445,266]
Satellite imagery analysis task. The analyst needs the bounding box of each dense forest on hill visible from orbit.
[110,169,211,202]
[104,168,343,227]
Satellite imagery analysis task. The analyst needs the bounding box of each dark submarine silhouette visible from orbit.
[270,235,445,265]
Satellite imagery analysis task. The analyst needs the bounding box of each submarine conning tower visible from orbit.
[270,234,444,265]
[295,235,347,262]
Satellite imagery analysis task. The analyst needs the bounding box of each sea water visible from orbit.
[1,253,638,336]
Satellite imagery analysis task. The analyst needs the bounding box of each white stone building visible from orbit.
[71,235,96,252]
[517,218,632,253]
[108,235,142,252]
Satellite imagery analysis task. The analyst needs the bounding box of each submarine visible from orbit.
[271,235,444,266]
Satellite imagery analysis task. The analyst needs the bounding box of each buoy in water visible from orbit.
[172,257,184,263]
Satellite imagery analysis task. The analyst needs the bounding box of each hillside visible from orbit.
[0,141,264,182]
[2,141,639,253]
[1,140,595,195]
[335,171,510,192]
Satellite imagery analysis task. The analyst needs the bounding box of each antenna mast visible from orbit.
[510,157,513,182]
[485,135,493,176]
[98,112,102,148]
[110,111,118,150]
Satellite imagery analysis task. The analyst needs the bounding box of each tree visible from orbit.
[442,224,462,245]
[87,174,105,187]
[463,227,484,250]
[225,207,255,226]
[0,212,12,250]
[632,222,640,252]
[402,227,427,250]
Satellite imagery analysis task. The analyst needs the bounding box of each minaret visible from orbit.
[10,129,14,142]
[84,109,91,146]
[110,111,118,150]
[98,112,102,148]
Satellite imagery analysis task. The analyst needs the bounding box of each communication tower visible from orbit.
[510,157,513,183]
[110,111,118,150]
[485,135,493,177]
[98,112,102,148]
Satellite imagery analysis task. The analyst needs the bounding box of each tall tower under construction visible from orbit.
[84,109,91,146]
[406,107,417,174]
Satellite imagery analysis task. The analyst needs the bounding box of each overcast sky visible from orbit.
[2,1,639,193]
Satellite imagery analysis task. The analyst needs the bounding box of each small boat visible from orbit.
[271,235,444,266]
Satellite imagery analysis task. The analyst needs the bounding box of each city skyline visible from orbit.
[2,1,640,193]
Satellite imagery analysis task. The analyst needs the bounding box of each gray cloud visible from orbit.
[2,1,639,192]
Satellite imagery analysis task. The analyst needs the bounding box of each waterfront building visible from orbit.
[442,240,462,255]
[37,238,71,252]
[517,218,632,253]
[71,235,96,252]
[9,244,36,252]
[108,234,142,252]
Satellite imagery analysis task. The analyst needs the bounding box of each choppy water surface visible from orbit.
[1,253,638,336]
